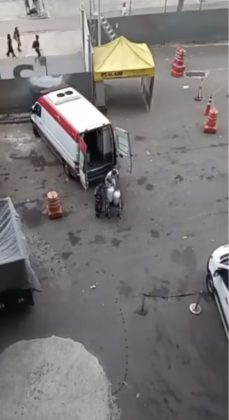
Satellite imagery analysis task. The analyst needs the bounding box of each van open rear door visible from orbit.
[79,137,89,190]
[114,127,132,173]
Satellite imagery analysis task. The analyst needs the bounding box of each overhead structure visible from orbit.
[93,36,155,110]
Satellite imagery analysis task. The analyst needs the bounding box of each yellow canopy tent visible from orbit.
[93,36,155,110]
[94,36,155,81]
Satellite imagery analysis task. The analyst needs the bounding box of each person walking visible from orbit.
[121,2,127,16]
[32,0,39,14]
[32,34,41,58]
[13,27,22,52]
[6,34,16,57]
[24,0,30,14]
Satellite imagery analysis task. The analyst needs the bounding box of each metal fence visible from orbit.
[91,8,228,45]
[87,0,228,17]
[80,4,94,72]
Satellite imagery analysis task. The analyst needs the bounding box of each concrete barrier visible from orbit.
[93,9,228,45]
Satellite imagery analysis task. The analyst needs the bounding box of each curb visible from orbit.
[0,113,30,124]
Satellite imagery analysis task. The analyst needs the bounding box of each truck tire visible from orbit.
[206,272,215,295]
[33,124,40,137]
[63,162,76,179]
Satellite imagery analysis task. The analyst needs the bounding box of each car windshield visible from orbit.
[218,269,229,289]
[220,255,229,266]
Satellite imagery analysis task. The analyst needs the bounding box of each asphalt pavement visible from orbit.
[0,43,228,420]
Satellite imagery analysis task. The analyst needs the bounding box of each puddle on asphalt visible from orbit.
[111,238,122,247]
[61,251,72,260]
[151,229,160,238]
[145,183,154,191]
[16,200,45,228]
[68,232,81,246]
[171,246,197,270]
[137,176,147,185]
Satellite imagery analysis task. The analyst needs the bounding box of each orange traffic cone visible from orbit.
[203,107,218,134]
[47,190,63,219]
[171,46,186,78]
[204,95,213,116]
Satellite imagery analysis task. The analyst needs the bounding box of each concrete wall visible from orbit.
[0,52,93,114]
[0,73,93,114]
[95,9,228,45]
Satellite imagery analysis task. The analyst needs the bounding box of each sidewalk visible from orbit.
[0,29,81,59]
[0,16,79,36]
[0,0,79,20]
[0,1,82,60]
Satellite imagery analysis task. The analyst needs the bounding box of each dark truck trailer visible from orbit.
[0,197,40,310]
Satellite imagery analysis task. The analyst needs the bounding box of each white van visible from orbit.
[30,87,132,189]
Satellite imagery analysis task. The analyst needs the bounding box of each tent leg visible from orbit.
[148,76,154,111]
[141,76,154,111]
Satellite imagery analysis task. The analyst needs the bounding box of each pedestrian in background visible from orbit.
[32,34,41,58]
[13,27,22,52]
[24,0,30,14]
[33,0,38,13]
[6,34,16,57]
[121,2,127,16]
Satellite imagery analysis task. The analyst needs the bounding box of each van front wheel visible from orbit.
[33,124,40,137]
[63,163,75,179]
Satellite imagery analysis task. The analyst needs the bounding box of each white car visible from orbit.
[206,245,229,338]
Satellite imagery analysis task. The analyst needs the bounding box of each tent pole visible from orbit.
[88,0,92,29]
[98,0,101,45]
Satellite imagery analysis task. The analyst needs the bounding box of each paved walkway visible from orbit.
[0,29,81,59]
[0,1,82,60]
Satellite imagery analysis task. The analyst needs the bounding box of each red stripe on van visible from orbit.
[38,96,80,142]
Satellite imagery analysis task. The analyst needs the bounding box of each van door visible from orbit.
[214,269,229,329]
[114,127,132,173]
[79,137,88,190]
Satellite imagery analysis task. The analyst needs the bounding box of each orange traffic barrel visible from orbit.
[203,107,218,134]
[47,190,63,219]
[171,47,186,78]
